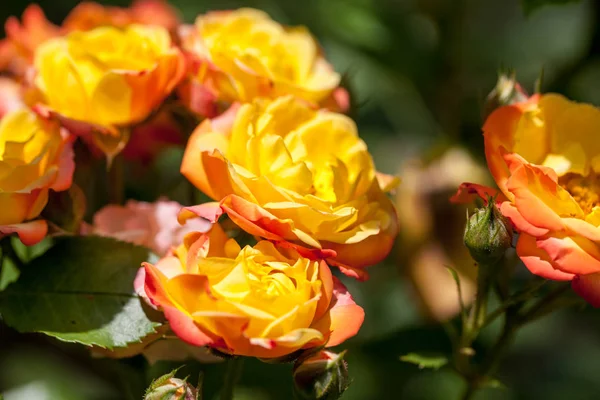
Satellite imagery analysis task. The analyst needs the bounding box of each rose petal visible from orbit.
[572,273,600,308]
[311,277,364,347]
[164,305,215,347]
[0,220,48,246]
[450,182,507,205]
[516,233,575,281]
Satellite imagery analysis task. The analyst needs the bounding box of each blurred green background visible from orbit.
[2,0,600,399]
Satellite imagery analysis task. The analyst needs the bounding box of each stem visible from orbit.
[459,309,519,400]
[455,260,497,379]
[520,283,572,323]
[456,282,573,400]
[107,153,124,205]
[220,357,244,400]
[472,264,492,330]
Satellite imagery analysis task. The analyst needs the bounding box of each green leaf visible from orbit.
[521,0,582,16]
[11,236,53,263]
[0,236,162,349]
[400,353,448,370]
[0,257,19,291]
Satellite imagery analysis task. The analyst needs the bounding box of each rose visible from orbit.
[454,94,600,307]
[137,224,364,358]
[63,0,180,33]
[0,4,59,76]
[179,96,398,279]
[0,1,179,77]
[33,24,185,156]
[0,108,74,245]
[180,8,344,116]
[90,199,212,256]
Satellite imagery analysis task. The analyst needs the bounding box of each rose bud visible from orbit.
[144,370,198,400]
[293,350,350,400]
[482,71,528,122]
[464,200,513,265]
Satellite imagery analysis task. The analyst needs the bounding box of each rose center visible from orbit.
[559,172,600,214]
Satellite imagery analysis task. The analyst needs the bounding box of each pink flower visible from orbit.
[91,199,212,255]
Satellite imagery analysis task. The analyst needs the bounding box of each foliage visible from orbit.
[400,353,449,371]
[0,237,162,349]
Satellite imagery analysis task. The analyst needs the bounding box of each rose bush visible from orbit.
[137,224,364,358]
[179,96,398,278]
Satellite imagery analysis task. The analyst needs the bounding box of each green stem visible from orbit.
[519,283,572,324]
[220,357,244,400]
[459,309,519,400]
[455,261,497,379]
[457,282,573,400]
[107,153,124,205]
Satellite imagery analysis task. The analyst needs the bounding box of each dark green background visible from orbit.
[2,0,600,399]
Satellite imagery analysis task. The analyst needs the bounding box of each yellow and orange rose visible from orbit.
[179,96,398,279]
[455,93,600,307]
[137,225,364,358]
[180,8,345,116]
[33,24,185,156]
[0,108,74,244]
[0,1,179,77]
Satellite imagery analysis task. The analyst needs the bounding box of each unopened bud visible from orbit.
[145,370,198,400]
[482,71,528,121]
[464,200,512,265]
[293,351,350,400]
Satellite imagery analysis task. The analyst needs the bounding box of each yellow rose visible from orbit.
[0,108,74,244]
[137,226,364,358]
[180,96,398,279]
[181,8,342,113]
[33,24,185,156]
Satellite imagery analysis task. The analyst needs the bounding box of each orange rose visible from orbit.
[454,94,600,307]
[179,96,398,279]
[0,4,59,76]
[0,108,74,244]
[137,225,364,358]
[0,1,179,77]
[33,24,185,157]
[180,8,346,116]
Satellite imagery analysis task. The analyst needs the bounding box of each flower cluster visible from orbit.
[454,87,600,308]
[0,1,397,361]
